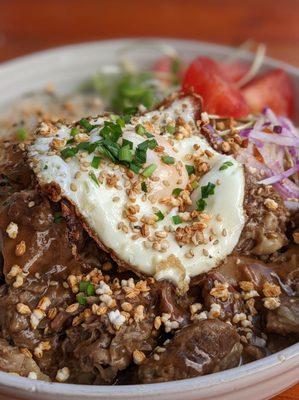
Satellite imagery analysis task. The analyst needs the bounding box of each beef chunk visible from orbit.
[266,296,299,335]
[138,319,242,383]
[235,171,288,256]
[0,338,50,381]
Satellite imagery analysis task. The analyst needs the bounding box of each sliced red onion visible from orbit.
[284,200,299,211]
[249,131,299,147]
[259,163,299,185]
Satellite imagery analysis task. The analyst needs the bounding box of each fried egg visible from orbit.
[28,95,245,288]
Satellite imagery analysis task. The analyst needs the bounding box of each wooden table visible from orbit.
[0,1,298,399]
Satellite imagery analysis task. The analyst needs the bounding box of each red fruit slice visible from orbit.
[182,56,250,117]
[241,69,295,117]
[218,61,249,83]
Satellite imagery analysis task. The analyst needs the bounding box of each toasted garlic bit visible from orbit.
[37,296,51,311]
[30,308,45,330]
[16,303,31,315]
[264,198,278,211]
[34,341,51,358]
[13,274,24,288]
[6,222,18,239]
[27,372,38,380]
[263,297,281,310]
[7,265,22,279]
[15,240,26,256]
[56,367,70,382]
[133,350,146,365]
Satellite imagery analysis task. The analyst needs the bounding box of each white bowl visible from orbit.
[0,38,298,400]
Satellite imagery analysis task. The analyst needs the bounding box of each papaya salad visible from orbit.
[0,43,298,384]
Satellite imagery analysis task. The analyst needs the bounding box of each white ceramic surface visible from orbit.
[0,38,298,400]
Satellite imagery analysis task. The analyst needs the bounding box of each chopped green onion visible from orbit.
[196,198,207,211]
[76,293,87,306]
[185,164,195,175]
[172,215,182,225]
[61,147,78,160]
[116,117,126,128]
[155,210,164,221]
[219,161,234,171]
[89,171,99,186]
[53,212,63,223]
[142,163,157,178]
[70,127,79,137]
[91,156,101,169]
[79,118,95,132]
[119,144,133,162]
[66,138,75,145]
[191,181,199,189]
[100,121,122,142]
[165,124,175,134]
[16,128,27,141]
[86,283,95,296]
[122,139,133,149]
[162,155,175,165]
[79,281,89,292]
[129,162,142,174]
[172,188,183,197]
[135,124,147,136]
[141,182,148,192]
[201,182,215,199]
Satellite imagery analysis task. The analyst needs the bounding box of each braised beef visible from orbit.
[266,296,299,335]
[138,320,242,383]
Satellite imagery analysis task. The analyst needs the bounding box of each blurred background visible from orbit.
[0,0,299,65]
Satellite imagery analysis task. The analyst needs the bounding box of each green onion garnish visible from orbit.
[16,128,27,141]
[162,155,175,165]
[91,156,101,169]
[122,139,133,149]
[135,124,147,136]
[165,124,175,134]
[172,215,182,225]
[76,293,87,306]
[185,164,195,175]
[70,127,79,137]
[129,162,142,174]
[79,281,89,292]
[219,161,234,171]
[119,144,133,162]
[196,198,207,211]
[191,181,199,189]
[172,188,183,197]
[86,283,95,296]
[201,182,216,198]
[61,147,78,160]
[142,163,157,178]
[141,182,148,192]
[79,118,95,132]
[155,210,164,221]
[89,171,99,186]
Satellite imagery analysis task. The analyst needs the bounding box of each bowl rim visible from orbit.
[0,37,298,397]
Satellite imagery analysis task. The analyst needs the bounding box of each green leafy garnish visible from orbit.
[162,155,175,165]
[91,156,101,169]
[129,162,142,174]
[172,215,182,225]
[142,163,157,178]
[185,164,195,176]
[100,121,122,142]
[79,118,95,132]
[191,181,199,189]
[89,171,99,186]
[172,188,183,197]
[16,128,27,141]
[155,210,164,221]
[219,161,234,171]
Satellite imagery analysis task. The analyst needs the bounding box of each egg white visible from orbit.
[28,96,245,286]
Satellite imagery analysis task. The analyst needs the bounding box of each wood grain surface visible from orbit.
[0,1,298,399]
